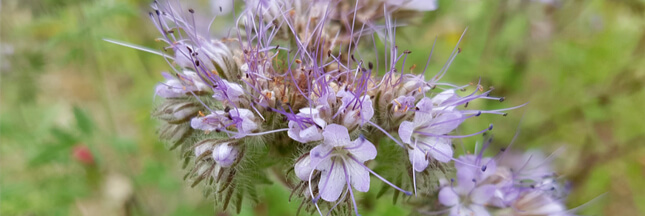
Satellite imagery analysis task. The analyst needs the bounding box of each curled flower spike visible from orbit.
[105,0,571,214]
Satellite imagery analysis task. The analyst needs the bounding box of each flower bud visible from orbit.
[212,143,239,167]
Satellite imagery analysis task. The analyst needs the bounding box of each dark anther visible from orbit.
[481,165,487,172]
[195,60,200,67]
[370,95,375,99]
[415,107,420,111]
[215,129,221,132]
[475,111,482,116]
[530,185,536,189]
[488,124,494,130]
[188,8,195,13]
[551,187,555,191]
[351,54,356,62]
[227,113,233,120]
[327,50,331,57]
[275,45,280,50]
[502,113,508,117]
[472,178,477,183]
[458,48,462,53]
[219,6,223,12]
[186,47,193,53]
[236,75,242,79]
[464,102,469,108]
[368,62,373,70]
[266,107,273,112]
[500,147,506,152]
[404,50,411,54]
[155,10,160,15]
[149,12,154,16]
[224,107,231,112]
[499,97,505,102]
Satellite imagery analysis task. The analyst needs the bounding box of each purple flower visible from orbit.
[340,95,374,128]
[509,191,568,216]
[229,108,258,138]
[392,95,416,114]
[288,107,326,143]
[212,80,246,104]
[191,111,227,132]
[437,155,499,216]
[190,108,258,138]
[438,184,496,216]
[155,71,210,98]
[398,97,460,171]
[294,124,411,215]
[307,124,376,202]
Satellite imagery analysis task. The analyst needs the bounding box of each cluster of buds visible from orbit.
[136,0,570,215]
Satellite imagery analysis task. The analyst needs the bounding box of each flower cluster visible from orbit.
[437,148,570,216]
[123,0,571,215]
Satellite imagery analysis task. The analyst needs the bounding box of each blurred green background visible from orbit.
[2,0,644,215]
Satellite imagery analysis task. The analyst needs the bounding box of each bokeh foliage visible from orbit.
[1,0,644,215]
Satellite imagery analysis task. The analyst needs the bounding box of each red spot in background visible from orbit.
[72,144,94,165]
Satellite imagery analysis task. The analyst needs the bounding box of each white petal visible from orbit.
[438,187,459,206]
[294,155,313,181]
[398,121,415,144]
[346,138,377,162]
[408,148,429,172]
[413,98,434,126]
[318,159,346,202]
[422,137,453,163]
[470,184,497,205]
[345,159,370,192]
[322,124,351,147]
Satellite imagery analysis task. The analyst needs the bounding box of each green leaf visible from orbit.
[73,106,93,135]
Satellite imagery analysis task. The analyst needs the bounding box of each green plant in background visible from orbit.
[1,0,644,216]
